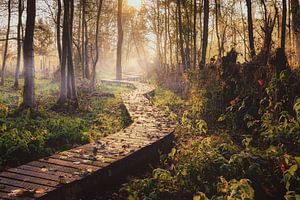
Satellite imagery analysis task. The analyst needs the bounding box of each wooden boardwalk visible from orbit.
[0,80,176,200]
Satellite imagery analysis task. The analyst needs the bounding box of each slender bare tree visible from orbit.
[176,0,187,70]
[14,0,24,89]
[291,0,300,64]
[281,0,287,50]
[116,0,123,80]
[200,0,209,69]
[91,0,104,91]
[21,0,36,109]
[246,0,256,58]
[1,0,12,86]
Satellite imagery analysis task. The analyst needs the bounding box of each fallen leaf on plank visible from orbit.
[8,189,34,197]
[35,188,46,194]
[40,167,48,172]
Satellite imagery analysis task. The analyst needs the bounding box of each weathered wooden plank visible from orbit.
[39,158,99,172]
[99,137,144,145]
[27,161,80,175]
[7,168,64,183]
[0,191,10,200]
[57,152,110,166]
[50,154,107,168]
[0,184,24,193]
[16,165,78,183]
[0,188,40,200]
[0,177,54,193]
[68,146,126,160]
[0,185,46,200]
[0,172,58,187]
[108,134,157,142]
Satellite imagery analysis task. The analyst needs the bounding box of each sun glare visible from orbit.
[127,0,141,9]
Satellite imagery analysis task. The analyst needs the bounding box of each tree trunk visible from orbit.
[164,1,167,70]
[1,0,11,86]
[66,0,72,99]
[156,0,162,68]
[215,0,222,60]
[193,0,197,69]
[288,0,293,60]
[176,0,187,70]
[198,0,203,57]
[291,0,300,64]
[68,0,77,103]
[281,0,287,50]
[14,0,24,89]
[77,0,81,58]
[90,0,103,91]
[259,1,278,66]
[200,0,209,69]
[239,0,248,62]
[175,5,179,68]
[167,0,173,68]
[58,0,69,104]
[208,13,215,60]
[84,21,90,79]
[116,0,123,80]
[21,0,36,109]
[82,0,86,79]
[182,1,190,69]
[246,0,255,58]
[57,0,62,66]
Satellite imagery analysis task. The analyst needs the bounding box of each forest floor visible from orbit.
[0,77,132,171]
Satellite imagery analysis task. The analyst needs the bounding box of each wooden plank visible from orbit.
[68,146,125,159]
[94,149,127,159]
[17,165,78,183]
[67,150,121,164]
[7,168,65,183]
[27,161,80,174]
[0,190,37,200]
[0,191,21,200]
[40,158,99,172]
[0,172,58,188]
[61,152,112,166]
[50,154,107,168]
[0,184,24,193]
[109,134,155,142]
[95,141,139,153]
[101,136,149,145]
[0,177,54,193]
[0,184,44,200]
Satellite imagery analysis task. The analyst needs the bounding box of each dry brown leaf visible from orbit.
[74,149,83,153]
[8,189,34,197]
[59,155,68,159]
[60,151,70,155]
[40,168,48,172]
[87,168,93,173]
[35,188,46,194]
[95,155,103,160]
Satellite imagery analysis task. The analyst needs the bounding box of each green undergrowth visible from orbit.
[0,78,132,170]
[120,70,300,200]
